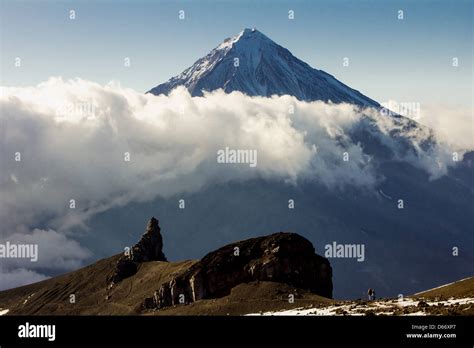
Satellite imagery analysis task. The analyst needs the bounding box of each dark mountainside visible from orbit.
[1,218,472,316]
[149,231,332,309]
[0,218,334,315]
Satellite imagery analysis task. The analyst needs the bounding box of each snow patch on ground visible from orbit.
[247,297,474,316]
[23,293,35,305]
[0,308,9,316]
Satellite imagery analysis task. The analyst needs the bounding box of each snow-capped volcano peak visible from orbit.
[216,28,265,50]
[148,29,379,107]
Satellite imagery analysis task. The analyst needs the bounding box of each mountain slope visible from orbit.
[254,277,474,316]
[148,28,379,107]
[0,254,196,315]
[0,229,333,316]
[1,251,470,316]
[415,277,474,298]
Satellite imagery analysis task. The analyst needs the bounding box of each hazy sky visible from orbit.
[1,0,472,106]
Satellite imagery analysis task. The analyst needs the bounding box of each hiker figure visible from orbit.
[367,288,374,301]
[372,289,376,301]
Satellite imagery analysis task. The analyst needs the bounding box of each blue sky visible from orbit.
[1,0,472,106]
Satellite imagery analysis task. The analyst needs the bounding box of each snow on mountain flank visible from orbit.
[247,297,474,316]
[148,28,380,107]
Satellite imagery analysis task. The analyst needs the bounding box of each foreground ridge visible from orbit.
[145,231,333,309]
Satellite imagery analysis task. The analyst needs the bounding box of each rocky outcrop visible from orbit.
[109,217,167,284]
[130,217,166,262]
[147,232,332,309]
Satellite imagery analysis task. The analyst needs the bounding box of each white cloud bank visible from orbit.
[0,267,48,291]
[0,229,91,290]
[0,229,91,271]
[0,77,471,289]
[418,103,473,150]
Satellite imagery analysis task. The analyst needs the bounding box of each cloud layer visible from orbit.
[0,229,91,290]
[0,77,471,289]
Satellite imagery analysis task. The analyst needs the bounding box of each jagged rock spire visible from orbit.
[109,217,167,284]
[133,217,166,262]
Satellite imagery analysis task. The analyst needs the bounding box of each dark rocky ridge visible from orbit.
[146,231,332,309]
[109,217,167,283]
